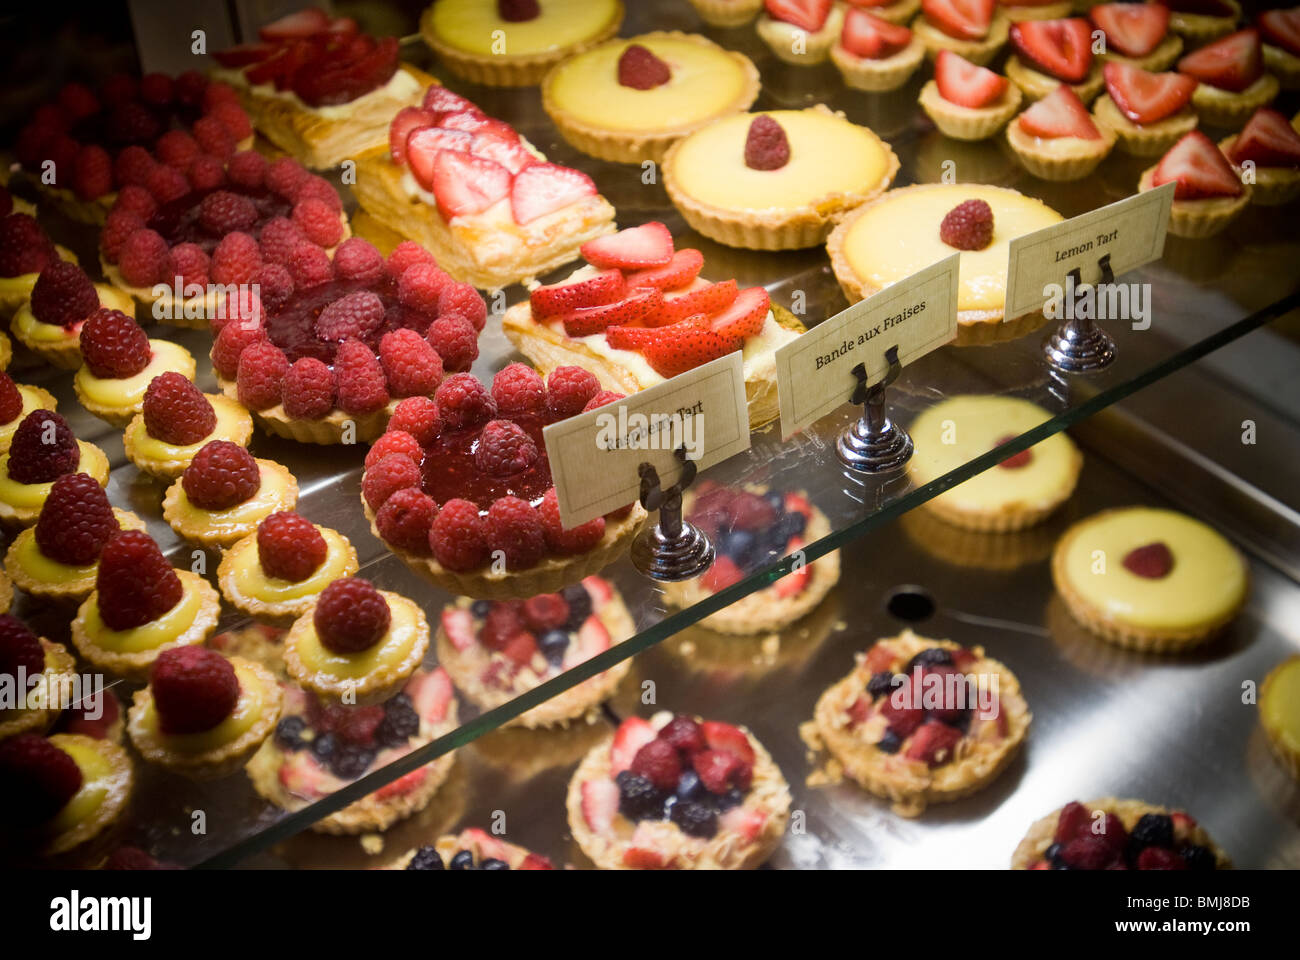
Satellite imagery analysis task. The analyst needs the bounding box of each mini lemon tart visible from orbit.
[828,183,1065,344]
[0,629,78,741]
[35,734,134,859]
[162,446,299,549]
[284,580,430,705]
[1138,129,1251,238]
[1180,28,1280,128]
[542,33,760,165]
[1164,0,1241,45]
[0,375,56,454]
[1220,106,1300,206]
[907,396,1083,531]
[128,652,282,781]
[420,0,624,86]
[831,9,928,91]
[0,212,75,322]
[1007,83,1118,179]
[663,107,899,250]
[0,411,110,531]
[12,276,134,372]
[756,0,846,64]
[912,5,1011,66]
[919,49,1024,139]
[75,338,197,429]
[5,508,145,604]
[1092,62,1199,156]
[1052,506,1249,652]
[217,515,360,626]
[688,0,764,27]
[123,383,253,481]
[1260,655,1300,781]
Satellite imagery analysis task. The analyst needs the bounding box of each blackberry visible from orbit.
[329,743,375,780]
[377,694,419,746]
[406,845,444,870]
[538,629,570,668]
[762,491,784,514]
[903,648,953,674]
[1180,844,1216,871]
[779,510,806,539]
[670,800,719,839]
[675,769,703,801]
[561,583,592,629]
[275,715,308,751]
[311,731,337,761]
[480,858,510,870]
[867,671,896,700]
[877,730,903,754]
[1130,813,1174,851]
[616,770,666,821]
[470,599,492,619]
[1046,843,1070,870]
[716,788,745,811]
[449,849,475,870]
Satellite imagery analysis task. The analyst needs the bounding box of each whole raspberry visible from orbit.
[292,198,343,247]
[175,71,208,107]
[0,734,83,824]
[281,357,335,420]
[144,163,190,204]
[115,184,158,221]
[113,145,156,188]
[170,242,209,288]
[315,290,385,341]
[143,371,216,445]
[480,604,523,651]
[362,452,420,512]
[389,396,441,446]
[7,411,80,484]
[210,101,253,141]
[256,511,327,582]
[293,176,343,213]
[199,191,256,234]
[101,73,139,106]
[211,230,262,285]
[486,496,546,570]
[546,366,600,417]
[30,261,98,328]
[236,340,289,410]
[253,262,294,311]
[0,615,44,689]
[375,487,437,556]
[139,72,175,106]
[99,209,144,264]
[365,430,423,470]
[0,372,23,424]
[584,390,625,412]
[203,80,240,110]
[58,82,100,120]
[522,594,568,632]
[435,373,496,430]
[45,134,80,188]
[425,314,478,372]
[211,318,266,379]
[380,328,443,397]
[429,498,489,572]
[80,308,152,379]
[150,646,239,734]
[491,363,546,415]
[155,130,200,170]
[187,154,226,192]
[438,283,487,332]
[117,228,173,287]
[72,145,113,200]
[287,243,333,288]
[939,199,994,252]
[398,262,452,314]
[109,102,162,145]
[227,150,267,190]
[313,578,391,654]
[259,216,307,266]
[335,339,390,416]
[0,214,57,276]
[182,440,261,510]
[659,715,706,754]
[96,530,184,630]
[192,115,235,160]
[631,739,682,791]
[34,472,121,566]
[212,285,262,335]
[502,631,538,666]
[539,488,605,554]
[265,156,309,198]
[385,240,436,281]
[333,237,384,283]
[475,420,539,477]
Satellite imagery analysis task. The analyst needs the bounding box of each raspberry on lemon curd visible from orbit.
[162,440,298,549]
[123,372,253,480]
[73,308,197,429]
[0,411,111,532]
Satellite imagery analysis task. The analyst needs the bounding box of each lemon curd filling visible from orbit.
[1262,659,1300,755]
[294,596,421,679]
[0,386,55,444]
[74,339,194,408]
[229,528,354,601]
[82,574,204,654]
[48,737,112,835]
[431,0,621,55]
[0,441,108,508]
[141,663,266,752]
[12,285,135,343]
[9,509,139,585]
[126,395,247,460]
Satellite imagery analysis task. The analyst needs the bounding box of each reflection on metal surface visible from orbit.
[836,351,914,475]
[1042,258,1119,374]
[632,448,715,582]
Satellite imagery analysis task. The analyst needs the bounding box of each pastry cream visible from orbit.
[134,662,268,752]
[0,441,108,509]
[79,578,206,655]
[73,339,195,408]
[124,395,249,461]
[226,527,355,602]
[429,0,621,55]
[7,509,142,586]
[213,66,421,121]
[48,736,114,835]
[290,594,423,680]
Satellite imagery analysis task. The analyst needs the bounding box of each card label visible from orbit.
[544,352,749,528]
[775,254,960,439]
[1004,182,1175,320]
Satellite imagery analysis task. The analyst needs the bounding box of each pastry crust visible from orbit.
[1219,133,1300,206]
[1138,165,1250,238]
[1099,33,1183,73]
[388,827,549,869]
[1166,2,1240,45]
[1263,43,1300,90]
[162,459,299,548]
[1000,1,1072,20]
[1189,74,1280,129]
[755,6,846,65]
[0,639,76,741]
[216,526,360,626]
[900,506,1059,570]
[1005,56,1105,103]
[918,79,1023,140]
[855,0,923,26]
[73,341,198,428]
[42,734,133,858]
[4,509,146,603]
[123,394,254,479]
[1093,95,1198,156]
[830,35,927,92]
[213,373,394,445]
[1260,655,1300,781]
[687,0,764,27]
[912,12,1011,66]
[0,440,111,532]
[10,282,135,369]
[0,567,11,613]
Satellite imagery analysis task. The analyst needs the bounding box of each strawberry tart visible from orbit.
[436,576,634,728]
[1006,17,1105,103]
[1259,7,1300,88]
[0,212,80,323]
[919,49,1023,139]
[830,8,927,91]
[162,441,298,548]
[688,0,765,28]
[1179,28,1280,128]
[245,665,459,834]
[1139,129,1251,237]
[501,223,803,429]
[567,712,791,869]
[0,370,56,454]
[394,827,555,870]
[1005,83,1117,179]
[912,0,1010,66]
[999,0,1071,21]
[0,615,78,742]
[352,86,617,290]
[1090,2,1184,72]
[1092,61,1199,156]
[0,411,110,531]
[1220,106,1300,205]
[1162,0,1242,46]
[1012,798,1230,869]
[755,0,847,65]
[809,630,1031,816]
[11,260,136,371]
[360,366,647,600]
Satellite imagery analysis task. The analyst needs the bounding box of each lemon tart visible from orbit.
[0,371,56,454]
[1260,655,1300,781]
[0,617,78,741]
[0,213,70,322]
[123,373,253,480]
[162,446,298,549]
[11,262,135,371]
[73,311,197,428]
[0,411,110,531]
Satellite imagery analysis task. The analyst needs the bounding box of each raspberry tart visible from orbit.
[51,685,125,745]
[1090,3,1183,72]
[1005,83,1117,179]
[810,630,1031,817]
[394,827,554,870]
[501,224,803,429]
[0,616,78,741]
[0,370,57,453]
[210,9,432,169]
[1220,106,1300,206]
[436,577,635,728]
[1260,655,1300,782]
[1259,7,1300,88]
[127,646,281,780]
[1138,129,1250,237]
[756,0,846,65]
[567,712,792,869]
[1092,61,1199,156]
[0,212,80,323]
[912,0,1010,66]
[1179,28,1280,128]
[1012,798,1230,869]
[354,87,617,289]
[688,0,765,28]
[1162,0,1241,46]
[662,482,840,636]
[71,530,222,678]
[0,411,111,531]
[123,372,254,479]
[1006,17,1105,102]
[73,309,197,428]
[246,666,459,834]
[830,9,927,91]
[11,260,136,370]
[360,368,647,600]
[162,441,298,548]
[4,473,145,604]
[919,49,1023,139]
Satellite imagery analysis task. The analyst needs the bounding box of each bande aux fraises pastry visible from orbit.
[0,411,110,531]
[437,577,634,728]
[568,712,791,869]
[394,827,554,870]
[919,50,1022,140]
[503,222,802,430]
[1138,129,1250,238]
[1090,2,1184,72]
[1178,28,1279,129]
[0,615,77,741]
[810,630,1030,816]
[361,366,646,600]
[1005,17,1104,103]
[210,8,431,169]
[1013,798,1230,869]
[12,258,135,371]
[353,86,616,290]
[1220,107,1300,206]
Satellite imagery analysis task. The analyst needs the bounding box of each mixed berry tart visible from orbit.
[4,472,145,604]
[360,366,647,600]
[688,0,764,28]
[127,646,282,780]
[809,630,1031,817]
[210,8,432,169]
[11,260,136,371]
[919,49,1023,140]
[567,711,792,869]
[217,510,360,626]
[1138,129,1250,238]
[71,529,222,678]
[353,86,617,289]
[756,0,847,65]
[0,615,78,741]
[830,9,927,91]
[0,212,80,323]
[1012,798,1230,869]
[1260,654,1300,782]
[162,440,298,548]
[0,410,110,531]
[1178,28,1280,129]
[0,370,56,453]
[1220,106,1300,206]
[501,222,803,429]
[436,576,635,728]
[1092,61,1199,156]
[1090,2,1184,72]
[912,0,1010,67]
[394,827,555,870]
[123,371,254,479]
[212,237,481,445]
[1006,83,1117,180]
[1259,7,1300,88]
[245,665,459,834]
[73,308,197,428]
[662,482,840,636]
[1161,0,1242,46]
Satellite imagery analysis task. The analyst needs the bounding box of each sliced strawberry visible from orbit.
[441,608,476,652]
[299,36,399,107]
[718,806,766,840]
[840,9,913,59]
[439,110,518,142]
[563,617,611,670]
[245,46,296,87]
[328,16,359,36]
[511,163,598,225]
[764,0,834,31]
[406,127,474,190]
[278,751,324,798]
[653,280,739,327]
[1153,130,1243,200]
[1103,61,1196,124]
[904,720,963,766]
[934,49,1008,108]
[1011,18,1094,84]
[582,576,614,605]
[580,221,674,270]
[389,107,436,166]
[375,767,427,799]
[212,43,275,68]
[700,553,744,591]
[580,778,619,831]
[642,322,737,378]
[865,642,896,673]
[519,853,554,870]
[1017,83,1102,140]
[1227,107,1300,167]
[610,716,657,774]
[921,0,995,41]
[773,538,811,598]
[707,285,769,345]
[950,646,978,670]
[530,268,625,318]
[624,248,705,291]
[605,315,705,351]
[422,86,483,120]
[701,721,756,765]
[259,7,330,42]
[622,845,669,869]
[408,667,453,723]
[1259,9,1300,58]
[470,133,536,175]
[1178,28,1264,93]
[1089,3,1170,58]
[430,150,510,219]
[560,286,663,337]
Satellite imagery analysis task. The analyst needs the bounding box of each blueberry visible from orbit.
[311,731,337,761]
[449,849,476,870]
[275,716,308,751]
[538,629,570,667]
[903,648,953,674]
[470,599,492,619]
[1130,813,1174,851]
[406,845,444,870]
[763,491,784,514]
[377,694,419,747]
[867,671,896,700]
[721,529,758,565]
[675,769,702,801]
[329,744,375,780]
[670,800,719,839]
[617,772,667,821]
[480,858,510,871]
[780,510,806,540]
[561,584,592,628]
[1180,844,1216,871]
[716,788,745,811]
[877,730,903,754]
